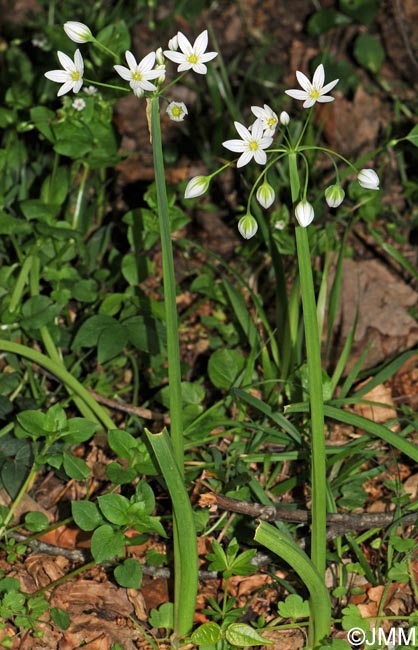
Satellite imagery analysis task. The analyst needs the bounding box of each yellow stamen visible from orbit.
[188,54,198,64]
[132,72,143,81]
[310,89,320,99]
[71,71,80,81]
[249,141,258,151]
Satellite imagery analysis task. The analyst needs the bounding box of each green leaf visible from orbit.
[278,594,310,620]
[107,429,137,459]
[30,106,56,141]
[388,561,409,583]
[339,0,379,25]
[225,623,273,647]
[50,607,71,630]
[124,315,166,354]
[97,322,128,363]
[208,348,245,390]
[98,493,130,525]
[40,167,69,206]
[71,500,104,532]
[62,418,98,444]
[21,295,60,329]
[90,524,125,563]
[406,124,418,148]
[105,462,137,484]
[191,622,222,645]
[72,314,117,349]
[354,33,385,73]
[148,602,174,630]
[307,9,351,35]
[23,512,49,532]
[0,213,31,235]
[341,604,368,632]
[114,558,142,588]
[63,452,90,480]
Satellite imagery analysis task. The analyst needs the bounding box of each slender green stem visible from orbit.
[295,227,326,579]
[0,466,38,536]
[73,162,90,230]
[149,96,184,474]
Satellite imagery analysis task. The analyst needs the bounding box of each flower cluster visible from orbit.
[44,22,218,119]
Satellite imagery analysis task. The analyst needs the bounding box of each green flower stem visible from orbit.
[254,521,330,648]
[149,96,184,474]
[0,465,38,537]
[0,339,114,430]
[295,226,326,580]
[91,38,119,62]
[73,162,89,230]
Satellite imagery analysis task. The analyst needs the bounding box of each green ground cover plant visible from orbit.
[0,1,417,649]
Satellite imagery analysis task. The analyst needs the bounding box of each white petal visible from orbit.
[200,51,218,63]
[163,50,185,64]
[303,97,316,108]
[259,136,273,148]
[285,89,309,100]
[316,95,334,103]
[57,81,74,96]
[114,65,132,80]
[237,151,254,167]
[222,139,246,152]
[296,70,312,92]
[234,121,251,141]
[321,78,339,94]
[177,31,193,55]
[72,79,83,93]
[45,70,69,82]
[125,50,138,70]
[312,64,324,88]
[177,61,192,71]
[251,118,264,140]
[57,51,75,71]
[192,62,208,74]
[138,51,156,72]
[74,49,84,74]
[193,30,208,56]
[253,149,267,165]
[143,69,163,80]
[251,106,264,119]
[137,79,157,91]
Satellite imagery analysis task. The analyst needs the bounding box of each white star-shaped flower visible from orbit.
[285,63,339,108]
[251,104,278,136]
[44,49,84,96]
[163,30,217,74]
[223,119,273,168]
[114,51,161,97]
[166,101,188,122]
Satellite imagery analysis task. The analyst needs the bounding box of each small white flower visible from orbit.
[256,181,275,209]
[274,219,286,230]
[295,200,314,227]
[238,214,258,239]
[251,104,278,136]
[285,63,339,109]
[32,34,48,49]
[164,30,217,75]
[223,119,273,168]
[325,184,345,208]
[166,101,188,122]
[114,51,161,96]
[44,49,84,96]
[84,85,97,95]
[184,176,210,199]
[280,111,290,126]
[64,21,93,44]
[72,97,86,111]
[168,35,179,51]
[357,168,380,190]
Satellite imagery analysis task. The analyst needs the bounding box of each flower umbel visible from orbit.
[357,168,380,190]
[166,101,188,122]
[295,200,315,227]
[164,30,217,74]
[223,119,273,168]
[251,104,278,136]
[44,49,84,96]
[64,21,93,43]
[238,214,258,239]
[285,63,339,108]
[325,184,345,208]
[184,176,210,199]
[114,51,161,97]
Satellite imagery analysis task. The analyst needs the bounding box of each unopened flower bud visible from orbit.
[184,176,210,199]
[295,200,314,228]
[280,111,290,126]
[238,214,258,239]
[64,21,93,43]
[156,64,166,85]
[256,182,275,209]
[156,47,165,65]
[168,34,179,51]
[325,184,345,208]
[357,168,379,190]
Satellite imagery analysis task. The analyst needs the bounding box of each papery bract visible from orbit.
[325,184,345,208]
[357,168,379,190]
[184,176,210,199]
[285,64,339,109]
[44,49,84,96]
[295,200,315,227]
[238,214,258,239]
[164,30,217,74]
